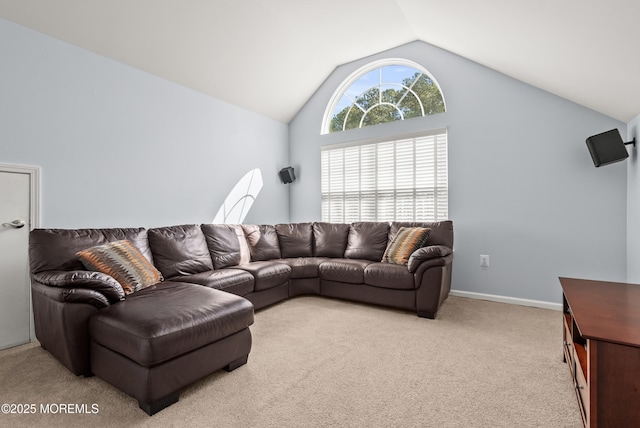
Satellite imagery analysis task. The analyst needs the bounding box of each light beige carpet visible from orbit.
[0,296,581,427]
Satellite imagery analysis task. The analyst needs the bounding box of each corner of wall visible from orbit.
[627,114,640,282]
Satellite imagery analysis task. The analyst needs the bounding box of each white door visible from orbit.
[0,169,33,349]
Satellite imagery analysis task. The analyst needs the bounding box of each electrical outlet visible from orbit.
[480,254,490,267]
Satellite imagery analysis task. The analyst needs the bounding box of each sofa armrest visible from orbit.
[32,270,125,304]
[407,245,453,273]
[31,280,110,309]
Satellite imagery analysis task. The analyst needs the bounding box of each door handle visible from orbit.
[2,219,25,229]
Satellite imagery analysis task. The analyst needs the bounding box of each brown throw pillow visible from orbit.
[381,227,431,266]
[77,240,163,295]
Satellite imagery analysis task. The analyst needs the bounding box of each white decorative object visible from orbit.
[212,168,263,224]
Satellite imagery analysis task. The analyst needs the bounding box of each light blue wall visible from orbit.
[1,19,629,304]
[0,18,290,228]
[290,41,627,304]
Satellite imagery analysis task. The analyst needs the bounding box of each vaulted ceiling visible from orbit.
[1,0,638,124]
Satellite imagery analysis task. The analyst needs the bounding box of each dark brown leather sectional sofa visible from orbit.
[28,220,453,414]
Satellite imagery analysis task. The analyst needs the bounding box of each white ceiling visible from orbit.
[1,0,638,124]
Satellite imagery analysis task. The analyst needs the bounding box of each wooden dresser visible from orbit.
[560,277,640,427]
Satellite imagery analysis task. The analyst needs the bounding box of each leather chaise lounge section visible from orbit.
[28,220,453,414]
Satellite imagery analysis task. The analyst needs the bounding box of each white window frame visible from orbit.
[321,129,448,223]
[321,58,446,135]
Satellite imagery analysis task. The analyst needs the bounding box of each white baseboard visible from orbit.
[449,289,562,311]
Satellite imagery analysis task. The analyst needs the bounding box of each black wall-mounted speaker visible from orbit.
[586,129,630,167]
[279,166,296,184]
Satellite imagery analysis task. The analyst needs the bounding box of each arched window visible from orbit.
[322,59,445,134]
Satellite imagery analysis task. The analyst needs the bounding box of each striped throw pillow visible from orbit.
[381,227,431,266]
[77,240,163,295]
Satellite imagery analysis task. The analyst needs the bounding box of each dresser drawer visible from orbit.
[573,345,589,423]
[563,316,574,373]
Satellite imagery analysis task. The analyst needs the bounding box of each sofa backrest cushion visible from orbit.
[29,228,151,274]
[147,224,213,278]
[201,224,251,269]
[275,223,313,258]
[242,224,281,261]
[344,222,390,261]
[390,220,453,248]
[313,222,349,257]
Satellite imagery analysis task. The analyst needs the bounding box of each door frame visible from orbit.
[0,163,41,342]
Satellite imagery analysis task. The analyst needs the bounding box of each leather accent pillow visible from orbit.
[381,227,431,266]
[76,240,163,295]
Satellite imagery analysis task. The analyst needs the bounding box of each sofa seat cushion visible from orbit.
[234,261,291,291]
[279,257,329,279]
[170,269,254,296]
[89,282,254,367]
[318,259,373,284]
[364,262,415,290]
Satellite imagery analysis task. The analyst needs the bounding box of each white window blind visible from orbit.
[321,131,447,222]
